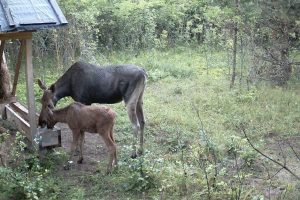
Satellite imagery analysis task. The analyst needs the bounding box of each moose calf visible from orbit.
[38,87,117,173]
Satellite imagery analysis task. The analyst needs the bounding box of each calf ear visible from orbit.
[48,107,54,116]
[37,79,47,90]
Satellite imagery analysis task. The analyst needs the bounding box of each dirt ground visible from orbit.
[257,132,300,197]
[43,124,300,198]
[56,122,110,173]
[0,119,110,173]
[1,119,300,198]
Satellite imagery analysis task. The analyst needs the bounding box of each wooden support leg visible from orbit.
[25,37,37,143]
[11,40,25,97]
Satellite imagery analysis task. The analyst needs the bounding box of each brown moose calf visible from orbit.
[38,90,117,173]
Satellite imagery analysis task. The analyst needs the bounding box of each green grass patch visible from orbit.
[3,47,300,199]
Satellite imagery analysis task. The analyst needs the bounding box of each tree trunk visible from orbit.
[0,41,11,101]
[230,0,240,89]
[230,26,238,88]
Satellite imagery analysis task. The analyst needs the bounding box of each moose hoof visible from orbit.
[131,153,137,159]
[73,149,80,156]
[64,160,74,170]
[63,164,70,170]
[77,158,83,164]
[138,149,144,156]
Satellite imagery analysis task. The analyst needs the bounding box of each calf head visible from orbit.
[38,79,55,129]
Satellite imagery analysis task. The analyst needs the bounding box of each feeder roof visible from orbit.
[0,0,67,32]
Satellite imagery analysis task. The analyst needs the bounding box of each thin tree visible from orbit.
[230,0,240,88]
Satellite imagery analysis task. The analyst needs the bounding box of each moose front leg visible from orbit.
[77,131,84,164]
[64,129,80,170]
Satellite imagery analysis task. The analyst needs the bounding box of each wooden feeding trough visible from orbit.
[0,0,67,149]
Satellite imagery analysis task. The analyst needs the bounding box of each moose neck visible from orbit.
[51,106,70,124]
[52,72,72,102]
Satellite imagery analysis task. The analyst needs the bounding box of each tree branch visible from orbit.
[287,141,300,162]
[292,62,300,65]
[240,127,300,181]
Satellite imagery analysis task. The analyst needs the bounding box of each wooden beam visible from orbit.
[25,37,37,142]
[0,32,33,40]
[11,40,25,96]
[4,103,61,148]
[0,40,5,64]
[5,104,31,140]
[9,102,38,123]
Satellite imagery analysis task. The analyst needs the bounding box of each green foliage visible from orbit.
[4,42,300,199]
[122,156,158,192]
[0,133,49,200]
[226,135,257,167]
[0,0,298,198]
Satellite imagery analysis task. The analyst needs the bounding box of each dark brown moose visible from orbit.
[38,61,147,158]
[38,86,117,173]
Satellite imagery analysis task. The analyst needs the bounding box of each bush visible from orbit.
[0,132,52,200]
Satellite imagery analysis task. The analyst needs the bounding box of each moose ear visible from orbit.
[49,84,55,93]
[37,79,47,91]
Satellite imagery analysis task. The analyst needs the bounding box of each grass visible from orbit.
[2,46,300,199]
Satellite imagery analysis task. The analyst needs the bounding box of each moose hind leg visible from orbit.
[125,77,145,158]
[136,98,145,156]
[126,101,140,159]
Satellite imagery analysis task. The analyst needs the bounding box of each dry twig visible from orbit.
[240,126,300,181]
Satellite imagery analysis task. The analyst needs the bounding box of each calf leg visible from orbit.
[77,131,84,164]
[101,132,117,174]
[109,125,118,166]
[65,129,80,170]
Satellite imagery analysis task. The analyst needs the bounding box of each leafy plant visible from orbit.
[122,156,158,192]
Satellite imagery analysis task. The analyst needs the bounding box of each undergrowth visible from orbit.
[1,46,300,199]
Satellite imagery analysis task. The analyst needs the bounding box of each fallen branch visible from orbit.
[240,127,300,181]
[292,61,300,65]
[287,141,300,162]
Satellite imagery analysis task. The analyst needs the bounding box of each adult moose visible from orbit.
[38,61,147,158]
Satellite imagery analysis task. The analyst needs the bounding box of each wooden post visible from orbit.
[11,40,25,96]
[25,35,37,143]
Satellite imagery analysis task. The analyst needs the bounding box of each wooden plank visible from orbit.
[11,40,25,96]
[4,103,61,147]
[0,96,16,119]
[10,102,38,123]
[0,32,33,40]
[25,37,37,142]
[5,105,31,140]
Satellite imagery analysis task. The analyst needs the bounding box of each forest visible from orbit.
[0,0,300,199]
